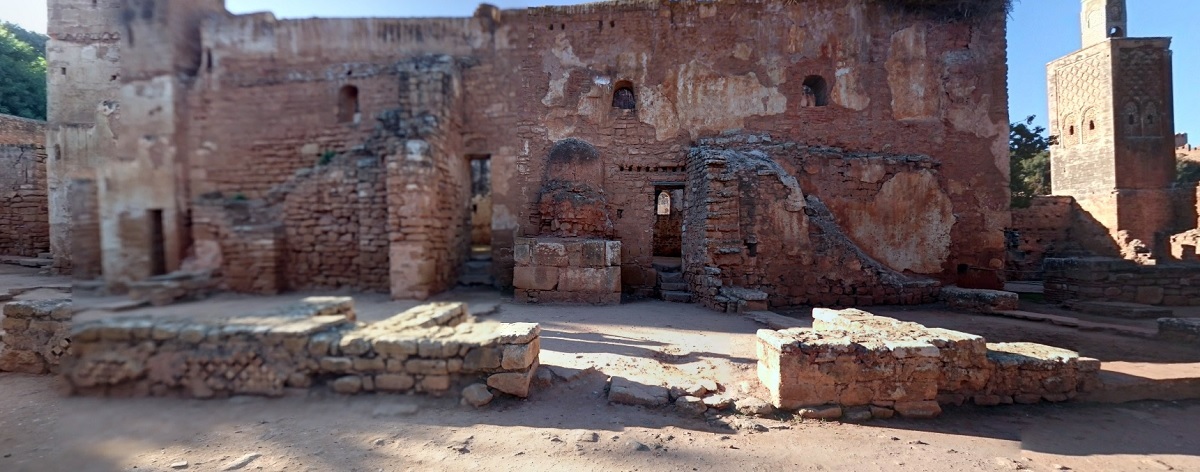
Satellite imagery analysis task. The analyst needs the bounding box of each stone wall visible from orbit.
[57,0,1012,301]
[61,298,541,400]
[1007,196,1077,280]
[280,157,389,293]
[0,114,50,257]
[756,308,1101,420]
[513,237,622,305]
[515,0,1012,296]
[0,299,73,374]
[1044,257,1200,306]
[45,0,124,276]
[684,137,941,309]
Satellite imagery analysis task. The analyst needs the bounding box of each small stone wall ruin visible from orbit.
[0,299,73,374]
[756,308,1100,420]
[1044,257,1200,306]
[60,298,540,400]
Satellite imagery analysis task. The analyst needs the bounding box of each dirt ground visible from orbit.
[3,265,1200,472]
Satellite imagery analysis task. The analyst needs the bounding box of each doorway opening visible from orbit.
[148,209,167,276]
[651,183,689,302]
[461,155,494,286]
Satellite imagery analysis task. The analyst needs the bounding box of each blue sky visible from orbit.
[5,0,1198,140]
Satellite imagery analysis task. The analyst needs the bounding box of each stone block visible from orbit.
[487,360,537,397]
[420,375,451,392]
[893,401,941,418]
[332,376,363,394]
[558,267,620,293]
[462,346,502,372]
[0,349,46,374]
[502,338,540,370]
[513,266,559,291]
[375,373,416,391]
[1135,286,1165,305]
[532,242,568,267]
[608,376,670,407]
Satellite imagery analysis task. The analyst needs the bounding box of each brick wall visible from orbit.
[68,0,1011,300]
[684,138,940,309]
[1006,197,1076,280]
[0,114,49,257]
[514,0,1011,294]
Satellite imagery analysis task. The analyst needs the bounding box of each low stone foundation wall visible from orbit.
[61,298,541,400]
[756,308,1100,420]
[127,271,219,306]
[0,299,73,374]
[1044,257,1200,306]
[939,286,1019,313]
[513,237,621,304]
[1159,318,1200,345]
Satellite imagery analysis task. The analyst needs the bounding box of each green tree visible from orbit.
[1010,115,1057,208]
[0,22,48,120]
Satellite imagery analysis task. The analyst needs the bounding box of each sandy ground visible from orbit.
[2,265,1200,471]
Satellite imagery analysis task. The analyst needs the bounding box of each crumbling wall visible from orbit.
[517,0,1012,294]
[684,138,940,309]
[0,114,50,257]
[279,157,389,292]
[1007,196,1077,280]
[60,299,541,399]
[0,299,73,374]
[757,308,1101,419]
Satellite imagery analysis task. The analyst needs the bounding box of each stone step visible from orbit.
[652,260,682,273]
[659,282,687,292]
[1063,300,1174,320]
[458,274,495,286]
[661,291,693,303]
[0,256,52,268]
[470,253,493,262]
[658,271,684,284]
[38,252,52,260]
[464,260,492,271]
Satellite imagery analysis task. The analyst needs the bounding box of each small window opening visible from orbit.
[54,144,62,161]
[1069,125,1075,136]
[610,20,615,28]
[337,85,360,123]
[61,67,66,75]
[1146,114,1154,125]
[110,74,118,81]
[613,82,636,110]
[957,263,969,274]
[1088,120,1095,130]
[801,75,829,107]
[548,24,553,30]
[205,49,212,73]
[560,23,565,30]
[1108,26,1123,38]
[1128,114,1135,125]
[656,190,671,215]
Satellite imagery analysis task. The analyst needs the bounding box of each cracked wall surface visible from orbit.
[51,0,1011,301]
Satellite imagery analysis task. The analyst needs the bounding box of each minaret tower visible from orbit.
[1047,0,1176,257]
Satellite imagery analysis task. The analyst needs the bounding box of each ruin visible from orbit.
[0,114,50,263]
[39,0,1012,309]
[1006,0,1200,310]
[756,308,1102,419]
